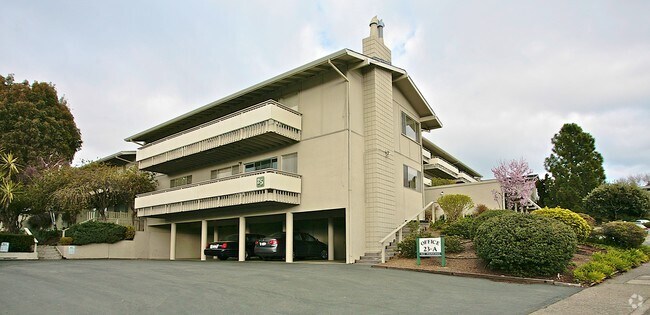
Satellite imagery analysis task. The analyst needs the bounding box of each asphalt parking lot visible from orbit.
[0,260,580,315]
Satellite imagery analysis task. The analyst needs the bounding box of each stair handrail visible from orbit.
[24,227,38,255]
[378,201,434,263]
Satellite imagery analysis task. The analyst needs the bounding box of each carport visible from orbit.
[167,209,345,262]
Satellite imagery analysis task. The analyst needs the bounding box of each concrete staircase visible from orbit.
[355,221,429,265]
[38,245,63,260]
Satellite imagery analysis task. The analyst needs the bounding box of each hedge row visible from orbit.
[65,221,128,245]
[0,233,35,252]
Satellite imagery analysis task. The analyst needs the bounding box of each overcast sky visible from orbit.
[2,1,649,181]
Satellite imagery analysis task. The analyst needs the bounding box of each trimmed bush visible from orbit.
[442,217,474,239]
[602,221,647,248]
[574,248,650,284]
[59,237,73,245]
[65,221,127,245]
[470,209,515,239]
[531,207,591,241]
[474,213,577,276]
[591,251,632,272]
[445,236,463,253]
[0,233,35,252]
[577,213,596,228]
[125,226,136,240]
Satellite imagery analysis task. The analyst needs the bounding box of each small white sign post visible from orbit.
[0,242,9,253]
[417,237,446,266]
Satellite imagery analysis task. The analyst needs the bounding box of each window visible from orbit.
[403,165,421,191]
[211,165,240,179]
[401,112,420,142]
[170,175,192,188]
[244,157,278,173]
[281,153,298,173]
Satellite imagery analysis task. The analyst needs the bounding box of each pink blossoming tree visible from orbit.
[491,158,538,211]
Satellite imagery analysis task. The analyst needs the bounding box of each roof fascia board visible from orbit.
[125,49,361,142]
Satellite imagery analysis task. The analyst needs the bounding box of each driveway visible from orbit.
[0,260,579,315]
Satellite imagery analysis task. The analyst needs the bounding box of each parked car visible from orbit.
[204,233,265,260]
[254,232,328,260]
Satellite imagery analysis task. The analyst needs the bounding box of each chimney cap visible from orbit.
[378,19,385,28]
[369,16,379,26]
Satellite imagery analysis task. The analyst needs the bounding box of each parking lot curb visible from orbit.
[371,265,582,288]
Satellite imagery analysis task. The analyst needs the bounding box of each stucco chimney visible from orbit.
[362,16,391,63]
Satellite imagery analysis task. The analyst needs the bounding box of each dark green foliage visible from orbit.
[601,222,647,248]
[474,213,577,276]
[65,221,127,245]
[429,177,456,187]
[470,210,515,239]
[33,229,61,245]
[442,217,474,239]
[0,74,82,167]
[583,184,650,221]
[544,123,606,212]
[0,232,35,252]
[397,221,432,258]
[445,236,463,253]
[536,174,551,208]
[429,218,447,231]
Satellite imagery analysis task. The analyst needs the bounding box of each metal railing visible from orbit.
[24,227,38,255]
[378,201,435,263]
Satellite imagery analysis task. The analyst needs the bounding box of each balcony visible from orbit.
[424,157,460,179]
[458,171,477,183]
[136,100,302,173]
[422,148,432,163]
[135,170,301,217]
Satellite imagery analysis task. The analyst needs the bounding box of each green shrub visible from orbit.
[429,177,456,187]
[397,222,432,259]
[445,236,463,253]
[470,210,515,239]
[573,262,615,284]
[583,183,650,222]
[33,229,62,245]
[620,249,649,267]
[437,194,474,223]
[640,245,650,256]
[602,221,647,248]
[475,204,489,216]
[0,233,35,252]
[59,237,73,245]
[65,221,127,245]
[591,251,632,272]
[124,226,136,240]
[430,218,447,231]
[474,213,577,276]
[531,207,591,241]
[442,217,474,239]
[577,213,596,228]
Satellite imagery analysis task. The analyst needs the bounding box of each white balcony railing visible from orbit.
[135,169,301,217]
[458,171,477,183]
[422,148,432,163]
[428,157,459,177]
[137,100,302,170]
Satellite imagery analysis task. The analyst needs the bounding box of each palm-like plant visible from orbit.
[0,149,22,230]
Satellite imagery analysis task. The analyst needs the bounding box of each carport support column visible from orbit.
[328,217,334,261]
[286,212,293,263]
[200,220,207,261]
[213,226,219,259]
[238,217,246,262]
[170,223,176,261]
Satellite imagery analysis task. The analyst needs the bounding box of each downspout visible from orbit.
[328,59,351,263]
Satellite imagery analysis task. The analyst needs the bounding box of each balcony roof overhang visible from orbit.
[126,49,441,144]
[422,138,482,178]
[95,151,136,167]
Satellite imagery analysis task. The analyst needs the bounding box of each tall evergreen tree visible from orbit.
[0,74,82,168]
[544,123,606,211]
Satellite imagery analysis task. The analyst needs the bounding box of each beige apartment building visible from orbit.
[124,18,470,263]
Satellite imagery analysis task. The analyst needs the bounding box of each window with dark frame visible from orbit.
[403,165,421,191]
[401,112,420,142]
